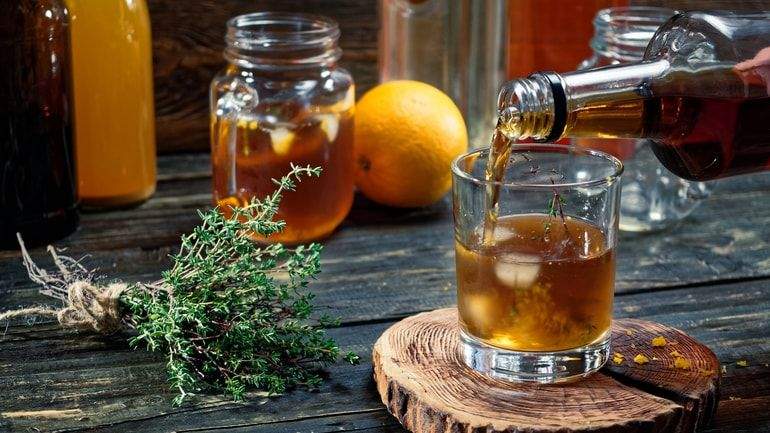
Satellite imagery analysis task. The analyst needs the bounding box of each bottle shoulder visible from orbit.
[646,11,770,65]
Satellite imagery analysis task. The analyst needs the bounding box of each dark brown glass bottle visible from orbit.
[0,0,78,247]
[497,11,770,181]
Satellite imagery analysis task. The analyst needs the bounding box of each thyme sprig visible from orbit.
[121,164,359,405]
[543,174,568,235]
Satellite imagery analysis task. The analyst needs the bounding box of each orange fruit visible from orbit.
[354,80,468,207]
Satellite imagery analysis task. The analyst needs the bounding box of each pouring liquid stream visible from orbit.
[482,116,569,247]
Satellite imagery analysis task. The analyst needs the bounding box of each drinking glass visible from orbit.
[452,144,622,383]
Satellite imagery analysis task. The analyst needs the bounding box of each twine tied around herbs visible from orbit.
[0,234,141,334]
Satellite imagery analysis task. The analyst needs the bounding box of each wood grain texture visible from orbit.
[0,279,767,433]
[147,0,377,153]
[373,308,719,433]
[0,155,768,433]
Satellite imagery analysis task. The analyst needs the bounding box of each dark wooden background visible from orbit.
[3,2,770,430]
[148,0,378,154]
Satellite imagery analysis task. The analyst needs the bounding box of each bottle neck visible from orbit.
[224,12,341,74]
[498,60,670,142]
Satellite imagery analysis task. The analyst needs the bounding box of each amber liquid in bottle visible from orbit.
[67,0,157,207]
[498,65,770,183]
[645,95,770,181]
[559,85,770,181]
[211,102,355,244]
[0,0,78,246]
[456,214,615,352]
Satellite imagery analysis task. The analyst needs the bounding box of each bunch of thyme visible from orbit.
[4,164,359,406]
[121,164,360,404]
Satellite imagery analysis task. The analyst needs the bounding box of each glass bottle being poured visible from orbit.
[492,11,770,183]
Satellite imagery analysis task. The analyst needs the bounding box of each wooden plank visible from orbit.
[1,155,769,431]
[1,278,768,433]
[167,397,770,433]
[176,410,403,433]
[2,169,770,321]
[147,0,378,153]
[160,397,770,433]
[4,194,770,305]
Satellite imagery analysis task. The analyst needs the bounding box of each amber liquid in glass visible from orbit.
[456,214,615,352]
[475,115,615,351]
[211,103,355,244]
[67,0,157,207]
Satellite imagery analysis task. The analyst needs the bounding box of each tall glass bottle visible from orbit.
[66,0,157,208]
[378,0,508,149]
[497,11,770,181]
[575,7,710,232]
[0,0,79,246]
[378,0,448,90]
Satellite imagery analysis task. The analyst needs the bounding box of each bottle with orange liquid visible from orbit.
[210,13,355,244]
[66,0,157,208]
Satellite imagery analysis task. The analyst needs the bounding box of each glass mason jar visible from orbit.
[210,13,355,244]
[67,0,157,208]
[574,7,711,232]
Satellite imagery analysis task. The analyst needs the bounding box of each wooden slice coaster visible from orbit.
[373,308,720,433]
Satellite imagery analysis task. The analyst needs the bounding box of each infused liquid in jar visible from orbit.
[210,13,355,244]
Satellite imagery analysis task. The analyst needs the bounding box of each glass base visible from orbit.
[459,330,610,384]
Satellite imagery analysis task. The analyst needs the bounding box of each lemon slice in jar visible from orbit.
[269,127,295,156]
[316,113,340,142]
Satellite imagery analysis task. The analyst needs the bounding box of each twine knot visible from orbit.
[56,281,127,333]
[0,235,133,335]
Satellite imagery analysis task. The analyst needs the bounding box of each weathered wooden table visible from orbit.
[1,154,769,433]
